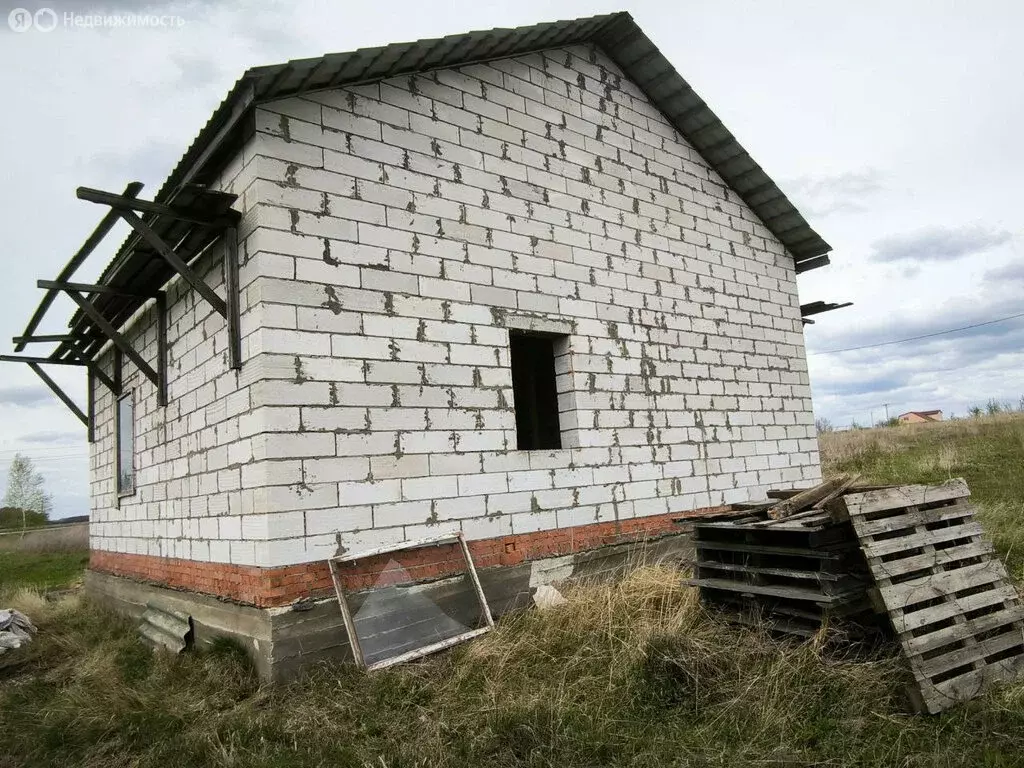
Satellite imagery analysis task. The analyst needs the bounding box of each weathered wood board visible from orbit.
[841,479,1024,713]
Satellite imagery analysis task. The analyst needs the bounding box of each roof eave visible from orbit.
[150,12,830,268]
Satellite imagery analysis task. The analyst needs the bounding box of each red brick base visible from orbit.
[89,507,722,607]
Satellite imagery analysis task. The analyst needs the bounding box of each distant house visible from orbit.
[898,410,943,424]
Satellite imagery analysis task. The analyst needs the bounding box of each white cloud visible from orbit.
[1,0,1023,498]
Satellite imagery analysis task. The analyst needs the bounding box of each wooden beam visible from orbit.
[15,181,143,352]
[0,354,87,366]
[11,334,78,345]
[114,348,123,394]
[89,363,118,395]
[155,291,168,406]
[77,186,227,226]
[58,339,119,395]
[63,290,160,388]
[27,362,87,426]
[223,227,241,370]
[118,209,228,318]
[767,475,851,520]
[37,279,157,299]
[87,368,96,443]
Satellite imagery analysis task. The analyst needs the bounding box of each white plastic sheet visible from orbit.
[0,609,37,655]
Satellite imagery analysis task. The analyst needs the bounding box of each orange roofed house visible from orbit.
[898,410,943,424]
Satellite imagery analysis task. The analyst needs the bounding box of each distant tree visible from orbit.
[878,417,900,428]
[969,405,984,418]
[815,417,834,435]
[986,399,1002,416]
[850,419,862,430]
[2,454,52,532]
[0,506,47,530]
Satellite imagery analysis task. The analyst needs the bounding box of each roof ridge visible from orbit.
[142,13,826,271]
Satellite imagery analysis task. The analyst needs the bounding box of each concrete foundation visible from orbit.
[86,532,693,680]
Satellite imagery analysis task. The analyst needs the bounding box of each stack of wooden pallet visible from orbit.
[688,476,1024,713]
[690,475,876,637]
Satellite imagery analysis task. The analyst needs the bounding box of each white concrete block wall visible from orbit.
[239,43,822,568]
[88,139,272,564]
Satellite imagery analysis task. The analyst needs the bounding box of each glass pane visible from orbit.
[118,396,134,494]
[335,540,489,668]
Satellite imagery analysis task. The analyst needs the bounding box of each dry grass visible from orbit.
[0,522,89,553]
[820,412,1024,578]
[5,415,1024,766]
[4,565,1024,767]
[0,568,931,767]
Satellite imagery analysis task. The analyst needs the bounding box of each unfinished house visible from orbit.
[3,13,839,677]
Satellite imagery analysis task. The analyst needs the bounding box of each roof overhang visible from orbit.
[152,11,831,271]
[4,13,832,433]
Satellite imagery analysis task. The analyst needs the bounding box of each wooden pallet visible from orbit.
[840,479,1024,713]
[691,516,872,637]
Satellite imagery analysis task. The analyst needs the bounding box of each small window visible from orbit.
[117,393,135,496]
[510,332,564,450]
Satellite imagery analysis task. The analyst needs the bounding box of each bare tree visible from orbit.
[3,454,52,534]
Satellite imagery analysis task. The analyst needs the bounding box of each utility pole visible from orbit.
[884,403,890,421]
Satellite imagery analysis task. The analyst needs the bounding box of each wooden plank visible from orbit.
[766,488,809,500]
[694,540,849,560]
[76,186,228,225]
[63,289,160,387]
[855,500,975,537]
[688,577,853,605]
[223,227,242,370]
[877,561,1010,605]
[873,540,995,581]
[695,560,845,582]
[751,509,831,528]
[858,521,985,559]
[914,627,1024,680]
[904,605,1024,656]
[118,209,228,318]
[921,655,1024,714]
[811,473,861,509]
[767,475,850,520]
[843,478,970,517]
[892,583,1021,634]
[37,279,157,299]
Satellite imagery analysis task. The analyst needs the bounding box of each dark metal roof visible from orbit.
[152,11,830,270]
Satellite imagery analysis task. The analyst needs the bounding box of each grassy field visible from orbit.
[0,551,89,591]
[3,415,1024,767]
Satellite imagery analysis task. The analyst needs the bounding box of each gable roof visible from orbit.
[898,410,942,420]
[145,11,830,277]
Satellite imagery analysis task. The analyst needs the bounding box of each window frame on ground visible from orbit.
[509,329,573,451]
[116,391,136,497]
[326,531,495,671]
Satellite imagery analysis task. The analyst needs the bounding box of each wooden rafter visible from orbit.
[61,289,160,390]
[117,209,228,318]
[26,361,87,427]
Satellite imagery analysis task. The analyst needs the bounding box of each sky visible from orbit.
[0,0,1021,518]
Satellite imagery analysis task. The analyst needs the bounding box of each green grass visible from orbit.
[0,551,88,591]
[4,416,1024,767]
[821,413,1024,578]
